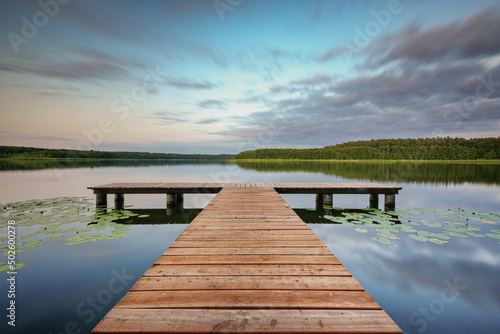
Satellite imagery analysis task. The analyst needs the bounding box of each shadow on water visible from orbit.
[234,160,500,185]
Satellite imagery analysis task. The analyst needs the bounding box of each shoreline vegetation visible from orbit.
[234,137,499,160]
[1,137,499,163]
[0,146,233,161]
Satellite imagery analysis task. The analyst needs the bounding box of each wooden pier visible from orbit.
[88,182,402,211]
[91,183,403,333]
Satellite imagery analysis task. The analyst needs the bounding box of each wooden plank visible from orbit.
[115,290,380,310]
[155,255,340,265]
[163,247,332,255]
[130,276,362,291]
[144,264,351,276]
[175,234,322,241]
[169,240,327,248]
[93,309,403,334]
[180,229,317,235]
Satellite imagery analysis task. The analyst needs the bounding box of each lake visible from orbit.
[1,160,499,334]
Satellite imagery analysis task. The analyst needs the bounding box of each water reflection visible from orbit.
[0,159,231,171]
[235,160,500,185]
[310,223,500,333]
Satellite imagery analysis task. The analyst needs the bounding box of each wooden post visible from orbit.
[175,193,184,208]
[166,194,175,207]
[115,193,124,210]
[323,194,333,207]
[96,193,107,208]
[369,194,379,209]
[315,194,323,210]
[385,194,396,211]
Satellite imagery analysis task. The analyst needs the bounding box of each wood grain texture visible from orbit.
[92,186,402,333]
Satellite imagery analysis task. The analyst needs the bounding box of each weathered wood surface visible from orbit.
[88,182,402,194]
[92,187,402,334]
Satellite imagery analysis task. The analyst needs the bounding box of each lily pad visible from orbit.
[0,263,26,273]
[22,240,42,249]
[429,238,448,245]
[371,236,394,245]
[408,234,429,242]
[355,228,368,233]
[485,233,500,240]
[443,231,469,238]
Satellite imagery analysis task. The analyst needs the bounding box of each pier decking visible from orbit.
[92,184,403,333]
[88,182,402,210]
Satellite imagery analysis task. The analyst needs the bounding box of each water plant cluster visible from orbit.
[0,197,152,273]
[305,206,500,246]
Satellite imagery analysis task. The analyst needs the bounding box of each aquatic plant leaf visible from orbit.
[408,234,429,242]
[355,228,368,233]
[466,232,485,238]
[45,235,63,241]
[422,222,442,228]
[443,231,469,238]
[22,240,42,249]
[485,233,500,240]
[429,238,448,245]
[378,232,399,240]
[371,236,394,245]
[399,226,417,233]
[0,263,26,273]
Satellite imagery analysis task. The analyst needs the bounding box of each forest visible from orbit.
[234,137,500,160]
[0,146,234,161]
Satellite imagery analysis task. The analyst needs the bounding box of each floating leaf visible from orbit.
[22,240,42,249]
[429,238,448,245]
[485,233,500,240]
[355,228,368,233]
[371,236,394,245]
[0,263,26,273]
[422,222,442,228]
[409,234,429,242]
[378,232,399,240]
[138,214,150,218]
[466,232,485,238]
[443,231,469,238]
[45,235,63,241]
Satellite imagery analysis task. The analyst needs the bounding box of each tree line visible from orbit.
[0,146,234,161]
[234,137,500,160]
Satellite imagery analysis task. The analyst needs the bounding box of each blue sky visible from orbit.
[1,0,499,154]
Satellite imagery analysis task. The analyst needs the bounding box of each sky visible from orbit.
[0,0,499,154]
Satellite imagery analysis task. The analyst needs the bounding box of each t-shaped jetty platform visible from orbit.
[90,183,403,333]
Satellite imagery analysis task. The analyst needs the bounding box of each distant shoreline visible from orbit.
[232,159,500,163]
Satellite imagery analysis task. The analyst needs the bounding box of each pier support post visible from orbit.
[323,194,333,207]
[315,194,323,210]
[369,194,379,209]
[167,194,175,207]
[115,193,124,210]
[384,194,396,211]
[96,193,107,208]
[175,193,184,208]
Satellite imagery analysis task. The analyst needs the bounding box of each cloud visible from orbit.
[25,136,71,141]
[290,74,332,86]
[198,99,227,110]
[371,8,500,66]
[195,118,220,125]
[151,111,189,125]
[166,77,216,90]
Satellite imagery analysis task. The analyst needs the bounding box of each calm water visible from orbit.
[0,160,499,334]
